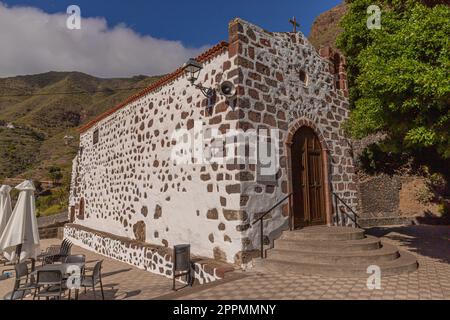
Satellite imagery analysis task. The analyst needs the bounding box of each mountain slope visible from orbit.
[308,2,347,52]
[0,71,160,180]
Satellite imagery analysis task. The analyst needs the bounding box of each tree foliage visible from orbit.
[337,0,450,158]
[48,166,63,183]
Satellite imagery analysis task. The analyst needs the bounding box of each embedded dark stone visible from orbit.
[235,172,254,181]
[236,224,251,232]
[141,206,148,217]
[154,205,162,219]
[240,195,249,206]
[207,209,219,220]
[226,184,241,194]
[201,173,211,181]
[133,221,146,242]
[242,237,251,247]
[223,209,248,221]
[187,119,194,130]
[213,247,227,261]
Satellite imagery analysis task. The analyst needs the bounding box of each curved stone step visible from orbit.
[274,235,381,252]
[281,226,366,241]
[266,243,400,265]
[254,250,418,278]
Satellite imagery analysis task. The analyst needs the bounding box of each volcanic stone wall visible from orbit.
[227,19,357,261]
[69,18,358,268]
[64,224,232,284]
[69,46,248,264]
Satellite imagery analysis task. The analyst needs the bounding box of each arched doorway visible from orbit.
[291,126,327,228]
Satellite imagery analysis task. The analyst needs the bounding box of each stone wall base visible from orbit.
[64,224,234,285]
[358,217,414,228]
[39,227,59,239]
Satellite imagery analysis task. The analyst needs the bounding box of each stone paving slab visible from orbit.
[0,239,176,300]
[170,225,450,300]
[0,225,448,300]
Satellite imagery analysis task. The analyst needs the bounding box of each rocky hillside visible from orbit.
[308,1,449,223]
[0,2,348,184]
[308,1,448,51]
[0,72,160,182]
[308,2,347,51]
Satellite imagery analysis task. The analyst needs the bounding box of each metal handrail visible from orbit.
[333,192,360,228]
[252,193,293,259]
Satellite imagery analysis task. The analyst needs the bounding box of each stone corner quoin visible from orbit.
[67,18,357,276]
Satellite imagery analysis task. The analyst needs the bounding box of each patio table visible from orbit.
[31,262,86,300]
[32,262,85,276]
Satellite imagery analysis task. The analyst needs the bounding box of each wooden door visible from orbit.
[291,127,326,228]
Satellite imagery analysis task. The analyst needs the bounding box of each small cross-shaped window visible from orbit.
[299,69,308,85]
[93,129,99,145]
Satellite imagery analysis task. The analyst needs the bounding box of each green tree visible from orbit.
[48,166,63,184]
[337,0,450,158]
[54,187,69,207]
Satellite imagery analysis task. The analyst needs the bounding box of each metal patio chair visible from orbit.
[43,239,73,264]
[33,270,66,300]
[80,260,105,300]
[64,254,86,264]
[1,254,8,266]
[1,245,23,268]
[3,261,37,300]
[64,254,86,300]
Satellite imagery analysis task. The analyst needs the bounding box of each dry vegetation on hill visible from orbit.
[0,71,160,180]
[0,71,160,215]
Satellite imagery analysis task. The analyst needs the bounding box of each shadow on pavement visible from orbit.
[366,225,450,264]
[102,268,132,278]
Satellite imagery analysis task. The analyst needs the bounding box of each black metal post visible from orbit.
[334,194,339,226]
[172,263,176,291]
[260,220,264,259]
[15,244,22,264]
[250,194,293,259]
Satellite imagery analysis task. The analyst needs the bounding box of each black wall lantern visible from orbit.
[183,58,216,100]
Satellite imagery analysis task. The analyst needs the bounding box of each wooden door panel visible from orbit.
[291,127,326,228]
[309,152,323,224]
[292,136,304,229]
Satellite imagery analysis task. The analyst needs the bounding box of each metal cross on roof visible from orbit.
[289,16,300,33]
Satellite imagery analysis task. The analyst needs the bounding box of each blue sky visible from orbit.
[3,0,341,47]
[0,1,342,77]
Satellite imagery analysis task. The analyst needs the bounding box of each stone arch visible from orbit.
[285,117,329,150]
[284,117,333,228]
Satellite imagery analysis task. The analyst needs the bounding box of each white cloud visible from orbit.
[0,3,207,78]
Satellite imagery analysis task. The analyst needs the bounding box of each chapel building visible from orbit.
[66,18,357,281]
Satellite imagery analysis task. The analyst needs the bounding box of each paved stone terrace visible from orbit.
[0,238,175,300]
[164,225,450,300]
[0,225,448,300]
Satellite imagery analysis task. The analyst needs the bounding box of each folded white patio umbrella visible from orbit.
[0,185,13,240]
[0,180,40,262]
